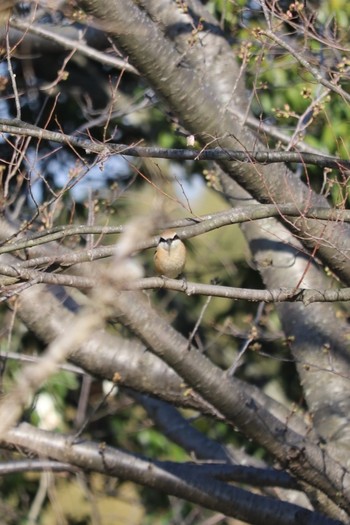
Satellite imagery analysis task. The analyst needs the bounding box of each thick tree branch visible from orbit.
[109,288,350,513]
[4,423,342,525]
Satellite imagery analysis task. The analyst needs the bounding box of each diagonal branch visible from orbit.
[110,288,350,513]
[4,423,342,525]
[76,0,350,285]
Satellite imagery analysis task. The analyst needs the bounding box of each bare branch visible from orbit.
[0,119,348,168]
[9,18,138,74]
[4,423,341,525]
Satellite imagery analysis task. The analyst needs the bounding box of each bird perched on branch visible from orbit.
[154,229,186,278]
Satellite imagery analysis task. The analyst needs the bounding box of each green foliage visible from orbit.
[225,0,350,205]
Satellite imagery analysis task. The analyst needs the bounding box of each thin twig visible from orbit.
[260,29,350,104]
[227,302,265,377]
[187,295,212,349]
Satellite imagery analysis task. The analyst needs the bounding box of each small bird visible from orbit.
[154,229,186,278]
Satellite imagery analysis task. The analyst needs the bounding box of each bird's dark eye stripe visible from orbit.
[159,234,179,243]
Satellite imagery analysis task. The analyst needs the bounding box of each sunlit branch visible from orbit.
[0,263,348,305]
